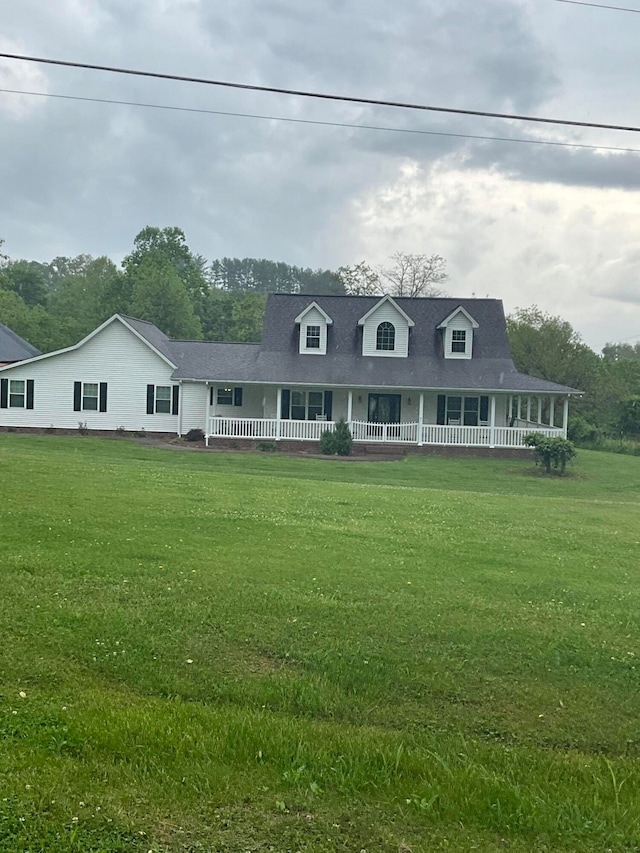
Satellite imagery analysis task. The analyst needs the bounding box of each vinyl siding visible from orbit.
[0,320,180,432]
[298,306,328,355]
[444,314,474,359]
[361,303,410,358]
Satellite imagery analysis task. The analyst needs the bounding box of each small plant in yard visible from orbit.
[257,441,277,452]
[319,419,352,456]
[185,428,205,442]
[524,432,576,474]
[115,425,127,436]
[77,421,89,435]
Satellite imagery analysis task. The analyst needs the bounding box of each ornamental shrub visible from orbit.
[319,419,352,456]
[524,433,576,475]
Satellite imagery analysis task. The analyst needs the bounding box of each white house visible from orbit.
[0,294,579,449]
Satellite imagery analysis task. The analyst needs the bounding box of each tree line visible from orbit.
[1,227,639,442]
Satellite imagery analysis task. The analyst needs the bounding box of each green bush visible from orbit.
[256,441,276,453]
[319,419,352,456]
[524,433,576,474]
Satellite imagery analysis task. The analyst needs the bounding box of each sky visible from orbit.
[2,0,640,351]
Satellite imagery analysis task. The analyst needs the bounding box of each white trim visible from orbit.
[436,305,479,330]
[357,295,415,327]
[294,301,333,325]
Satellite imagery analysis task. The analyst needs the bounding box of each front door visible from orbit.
[368,393,401,423]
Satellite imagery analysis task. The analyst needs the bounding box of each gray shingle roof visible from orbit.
[170,294,579,394]
[121,315,176,363]
[0,323,41,363]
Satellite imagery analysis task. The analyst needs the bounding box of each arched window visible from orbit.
[376,322,395,351]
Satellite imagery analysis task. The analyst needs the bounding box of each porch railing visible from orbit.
[207,417,564,447]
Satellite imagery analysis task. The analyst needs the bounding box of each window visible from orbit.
[214,387,243,407]
[443,395,489,426]
[285,390,327,420]
[306,325,321,348]
[1,378,34,409]
[83,383,99,411]
[451,329,467,353]
[147,384,179,415]
[74,381,107,412]
[376,322,395,351]
[9,380,25,408]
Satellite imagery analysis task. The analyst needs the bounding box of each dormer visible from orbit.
[294,302,333,355]
[357,295,415,358]
[437,306,479,359]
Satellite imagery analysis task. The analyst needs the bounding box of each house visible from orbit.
[0,323,41,367]
[0,294,578,449]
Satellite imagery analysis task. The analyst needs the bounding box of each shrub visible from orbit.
[77,421,89,436]
[185,428,205,442]
[256,441,276,453]
[523,433,576,474]
[319,419,352,456]
[115,425,127,436]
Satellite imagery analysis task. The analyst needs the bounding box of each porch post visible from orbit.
[489,395,496,448]
[276,387,282,440]
[347,390,353,426]
[516,396,522,422]
[205,382,212,446]
[508,395,513,424]
[549,396,556,428]
[178,380,184,437]
[526,396,531,423]
[562,397,569,437]
[418,392,424,446]
[537,397,542,424]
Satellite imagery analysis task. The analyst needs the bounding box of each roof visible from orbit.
[0,323,41,363]
[171,294,579,394]
[119,315,176,362]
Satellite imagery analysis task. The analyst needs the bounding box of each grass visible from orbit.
[1,434,639,851]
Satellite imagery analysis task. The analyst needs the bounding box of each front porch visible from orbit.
[201,386,568,449]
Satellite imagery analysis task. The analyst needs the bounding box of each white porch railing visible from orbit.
[207,417,564,448]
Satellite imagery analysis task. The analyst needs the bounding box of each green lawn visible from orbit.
[1,435,639,852]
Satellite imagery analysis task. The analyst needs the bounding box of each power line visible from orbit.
[2,51,640,135]
[3,87,640,155]
[554,0,640,12]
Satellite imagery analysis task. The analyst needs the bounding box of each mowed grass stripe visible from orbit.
[1,435,639,851]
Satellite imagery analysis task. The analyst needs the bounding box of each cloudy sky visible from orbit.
[2,0,640,350]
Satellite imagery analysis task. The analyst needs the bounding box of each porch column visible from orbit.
[178,380,184,437]
[526,396,531,423]
[347,390,353,426]
[549,396,556,428]
[205,382,212,446]
[562,397,569,437]
[516,396,522,421]
[417,392,424,446]
[537,397,542,424]
[508,395,513,424]
[489,395,496,448]
[276,387,282,440]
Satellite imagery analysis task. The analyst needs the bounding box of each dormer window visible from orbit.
[376,322,395,351]
[295,302,333,355]
[451,329,467,353]
[437,306,479,360]
[306,325,321,349]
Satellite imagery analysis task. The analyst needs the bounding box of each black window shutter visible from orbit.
[281,389,290,419]
[26,380,34,409]
[437,394,446,425]
[323,390,333,420]
[172,385,179,416]
[234,387,243,407]
[146,384,155,415]
[0,378,8,408]
[480,396,489,422]
[99,382,108,413]
[210,386,214,406]
[73,381,82,412]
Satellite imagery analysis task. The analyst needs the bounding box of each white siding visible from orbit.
[298,306,328,355]
[0,320,181,433]
[212,384,264,418]
[180,382,208,433]
[361,303,410,358]
[444,313,473,359]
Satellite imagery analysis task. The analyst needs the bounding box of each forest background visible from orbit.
[2,226,639,447]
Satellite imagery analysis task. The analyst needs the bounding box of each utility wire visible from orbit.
[3,87,640,154]
[2,51,640,134]
[554,0,640,12]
